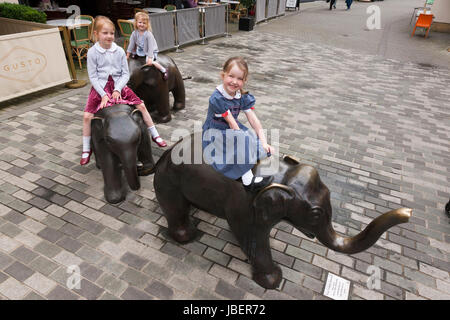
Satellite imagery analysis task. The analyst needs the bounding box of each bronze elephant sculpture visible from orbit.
[127,54,185,123]
[154,133,412,289]
[91,104,155,204]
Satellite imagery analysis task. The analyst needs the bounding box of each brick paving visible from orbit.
[0,3,449,301]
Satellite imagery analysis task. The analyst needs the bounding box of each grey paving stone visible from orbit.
[0,222,22,238]
[76,246,105,265]
[28,256,59,276]
[275,230,301,247]
[99,204,123,218]
[27,197,51,210]
[235,275,266,298]
[292,259,323,279]
[142,261,172,282]
[72,279,104,300]
[96,273,128,297]
[272,249,295,268]
[37,227,64,243]
[201,233,228,250]
[58,223,84,238]
[203,248,231,267]
[145,280,174,299]
[215,279,245,300]
[4,261,35,282]
[47,285,80,300]
[3,211,27,225]
[79,262,103,282]
[121,286,153,300]
[183,252,213,272]
[120,252,149,270]
[120,268,151,289]
[98,228,126,244]
[160,242,189,260]
[34,241,63,258]
[23,291,46,300]
[10,246,39,264]
[97,257,127,277]
[56,236,83,253]
[0,272,7,284]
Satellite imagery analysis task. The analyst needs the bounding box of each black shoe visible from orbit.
[244,176,274,192]
[445,200,450,218]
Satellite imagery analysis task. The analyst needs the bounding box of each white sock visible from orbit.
[82,136,91,158]
[160,66,167,73]
[148,126,163,142]
[241,170,262,186]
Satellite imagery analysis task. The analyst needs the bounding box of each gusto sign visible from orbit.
[0,46,47,82]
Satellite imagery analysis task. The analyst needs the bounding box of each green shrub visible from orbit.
[0,3,46,24]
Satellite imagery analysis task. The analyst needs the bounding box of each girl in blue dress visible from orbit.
[202,57,274,192]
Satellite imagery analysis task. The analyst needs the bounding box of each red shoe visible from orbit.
[80,150,92,165]
[152,136,167,147]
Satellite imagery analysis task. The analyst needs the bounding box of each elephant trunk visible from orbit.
[316,208,411,254]
[119,151,140,191]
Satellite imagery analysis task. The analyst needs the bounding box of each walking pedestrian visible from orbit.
[329,0,337,10]
[346,0,353,10]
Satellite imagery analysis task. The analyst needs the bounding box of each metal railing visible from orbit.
[149,4,228,53]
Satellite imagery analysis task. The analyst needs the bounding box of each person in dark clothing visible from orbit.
[346,0,353,10]
[330,0,336,10]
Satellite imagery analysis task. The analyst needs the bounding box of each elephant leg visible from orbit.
[155,182,195,243]
[153,89,171,123]
[92,142,101,170]
[229,221,282,289]
[133,113,155,176]
[171,74,185,111]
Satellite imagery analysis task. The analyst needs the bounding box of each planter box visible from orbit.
[239,16,255,31]
[0,17,71,102]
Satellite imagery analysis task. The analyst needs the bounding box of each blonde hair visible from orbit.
[92,15,115,42]
[134,12,152,32]
[222,57,249,82]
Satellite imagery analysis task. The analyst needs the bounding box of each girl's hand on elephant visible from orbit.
[100,95,110,109]
[263,143,275,156]
[112,90,122,102]
[146,58,153,66]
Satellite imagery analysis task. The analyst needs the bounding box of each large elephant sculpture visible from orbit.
[91,104,155,204]
[154,133,412,289]
[127,54,185,123]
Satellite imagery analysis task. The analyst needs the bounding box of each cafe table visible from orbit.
[46,18,92,88]
[143,7,168,13]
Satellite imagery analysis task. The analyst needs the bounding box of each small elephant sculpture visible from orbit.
[127,54,186,123]
[91,104,155,204]
[154,133,412,289]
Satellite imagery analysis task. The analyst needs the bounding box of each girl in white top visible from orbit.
[126,12,168,80]
[81,16,167,166]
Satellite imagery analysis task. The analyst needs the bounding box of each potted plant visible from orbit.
[238,0,256,31]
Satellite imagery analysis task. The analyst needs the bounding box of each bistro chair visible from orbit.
[412,13,433,38]
[70,24,91,69]
[117,19,135,50]
[134,8,148,15]
[229,4,247,22]
[164,4,176,11]
[78,15,94,42]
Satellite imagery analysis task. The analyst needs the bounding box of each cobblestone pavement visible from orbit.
[0,15,449,301]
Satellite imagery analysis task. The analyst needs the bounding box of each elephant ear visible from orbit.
[252,183,296,222]
[128,68,145,90]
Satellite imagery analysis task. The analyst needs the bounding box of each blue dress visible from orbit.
[202,85,267,180]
